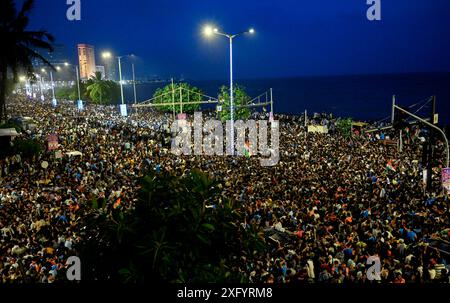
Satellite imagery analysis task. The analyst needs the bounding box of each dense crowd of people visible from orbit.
[0,94,449,283]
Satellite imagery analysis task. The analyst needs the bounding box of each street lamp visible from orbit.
[203,25,255,155]
[19,75,28,96]
[102,52,136,105]
[102,52,112,59]
[101,51,113,81]
[41,67,59,106]
[35,73,45,101]
[64,62,82,104]
[132,62,137,104]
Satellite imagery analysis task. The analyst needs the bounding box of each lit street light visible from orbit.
[101,52,113,81]
[203,24,255,155]
[40,67,60,106]
[102,52,112,59]
[102,52,137,105]
[64,62,82,104]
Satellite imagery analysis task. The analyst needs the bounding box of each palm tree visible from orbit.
[0,0,54,121]
[86,72,111,104]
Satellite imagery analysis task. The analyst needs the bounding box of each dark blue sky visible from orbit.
[23,0,450,80]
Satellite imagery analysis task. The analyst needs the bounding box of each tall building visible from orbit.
[78,44,96,80]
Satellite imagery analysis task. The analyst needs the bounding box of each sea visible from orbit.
[122,72,450,124]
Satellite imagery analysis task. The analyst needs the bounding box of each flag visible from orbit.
[386,161,397,173]
[113,198,122,209]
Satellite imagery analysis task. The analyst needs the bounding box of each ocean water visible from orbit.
[123,73,450,124]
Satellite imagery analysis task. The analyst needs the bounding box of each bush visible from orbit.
[13,138,43,158]
[79,169,265,283]
[0,122,21,132]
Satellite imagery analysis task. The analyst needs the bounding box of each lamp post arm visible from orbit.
[394,104,449,167]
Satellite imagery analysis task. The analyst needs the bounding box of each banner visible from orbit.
[307,125,328,134]
[442,168,450,191]
[120,104,128,117]
[48,134,59,151]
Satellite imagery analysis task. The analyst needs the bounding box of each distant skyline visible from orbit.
[20,0,450,80]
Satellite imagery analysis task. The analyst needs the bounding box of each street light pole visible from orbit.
[118,56,125,105]
[75,65,81,101]
[38,75,44,101]
[132,63,137,104]
[229,36,235,155]
[50,71,57,105]
[394,104,449,168]
[204,26,254,155]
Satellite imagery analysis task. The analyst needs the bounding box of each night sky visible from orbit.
[21,0,450,80]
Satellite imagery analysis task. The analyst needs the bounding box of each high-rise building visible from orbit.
[78,44,96,80]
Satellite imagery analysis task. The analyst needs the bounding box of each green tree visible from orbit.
[153,82,203,113]
[55,86,74,100]
[79,169,265,283]
[0,0,54,121]
[86,72,120,104]
[218,85,251,122]
[68,82,90,101]
[336,117,353,138]
[55,85,85,101]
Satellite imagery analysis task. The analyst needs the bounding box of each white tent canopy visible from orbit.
[0,128,20,137]
[66,151,83,157]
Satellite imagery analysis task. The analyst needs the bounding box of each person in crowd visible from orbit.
[0,95,449,283]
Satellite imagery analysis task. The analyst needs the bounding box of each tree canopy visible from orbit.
[79,169,265,283]
[0,0,54,121]
[218,85,251,122]
[153,82,203,113]
[86,72,120,104]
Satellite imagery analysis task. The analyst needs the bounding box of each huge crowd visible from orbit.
[0,94,449,283]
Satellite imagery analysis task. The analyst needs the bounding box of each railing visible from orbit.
[132,87,274,114]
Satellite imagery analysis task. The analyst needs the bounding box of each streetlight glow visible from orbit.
[56,66,61,71]
[203,25,215,37]
[19,76,26,82]
[102,51,112,59]
[41,68,46,73]
[64,62,69,66]
[201,24,255,155]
